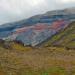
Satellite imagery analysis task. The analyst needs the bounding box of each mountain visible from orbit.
[45,7,75,16]
[42,22,75,49]
[0,7,75,46]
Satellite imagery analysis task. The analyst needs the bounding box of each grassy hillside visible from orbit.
[42,22,75,49]
[0,43,75,75]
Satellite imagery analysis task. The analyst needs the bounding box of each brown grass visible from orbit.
[0,46,75,75]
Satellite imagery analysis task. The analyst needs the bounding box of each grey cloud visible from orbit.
[0,0,75,25]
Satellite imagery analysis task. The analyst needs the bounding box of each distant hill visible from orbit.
[0,7,75,46]
[42,22,75,49]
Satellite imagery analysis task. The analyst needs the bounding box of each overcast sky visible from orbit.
[0,0,75,25]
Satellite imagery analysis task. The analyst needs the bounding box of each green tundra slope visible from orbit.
[42,22,75,49]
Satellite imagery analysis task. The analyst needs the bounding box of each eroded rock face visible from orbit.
[0,7,75,46]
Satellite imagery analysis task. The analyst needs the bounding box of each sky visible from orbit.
[0,0,75,25]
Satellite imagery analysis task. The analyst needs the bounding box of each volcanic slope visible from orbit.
[42,22,75,49]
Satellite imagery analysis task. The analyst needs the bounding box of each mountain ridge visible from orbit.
[0,7,75,46]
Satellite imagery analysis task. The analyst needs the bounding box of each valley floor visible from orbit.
[0,46,75,75]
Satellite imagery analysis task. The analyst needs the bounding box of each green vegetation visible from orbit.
[42,22,75,49]
[17,67,67,75]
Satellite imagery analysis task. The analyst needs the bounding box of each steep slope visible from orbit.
[4,20,70,46]
[0,7,75,46]
[42,22,75,49]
